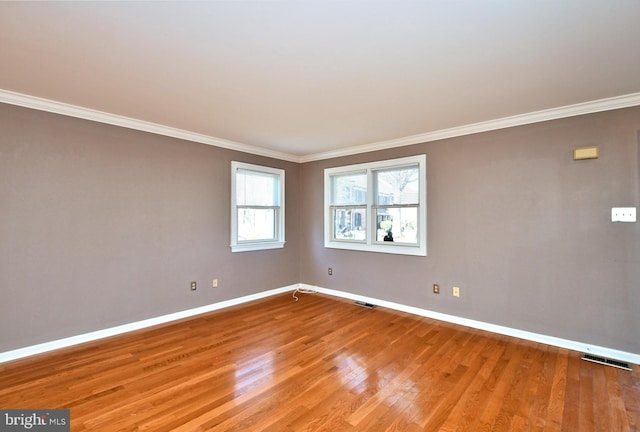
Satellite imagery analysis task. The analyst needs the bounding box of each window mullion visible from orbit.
[373,204,419,209]
[237,205,279,210]
[367,168,374,245]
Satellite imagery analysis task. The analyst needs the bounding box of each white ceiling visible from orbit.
[1,1,640,161]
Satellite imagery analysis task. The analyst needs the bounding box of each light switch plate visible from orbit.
[611,207,636,222]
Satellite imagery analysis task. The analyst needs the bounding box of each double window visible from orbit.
[324,155,426,256]
[231,161,285,252]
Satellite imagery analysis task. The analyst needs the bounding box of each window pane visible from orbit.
[238,208,276,241]
[375,207,418,244]
[333,207,366,241]
[331,173,367,205]
[236,169,280,206]
[374,166,419,205]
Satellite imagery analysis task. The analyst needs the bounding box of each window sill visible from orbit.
[231,241,286,253]
[325,240,426,256]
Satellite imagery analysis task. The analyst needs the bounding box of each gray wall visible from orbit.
[299,106,640,354]
[2,102,639,356]
[0,104,300,352]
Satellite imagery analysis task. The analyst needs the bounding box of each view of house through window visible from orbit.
[331,171,367,241]
[373,165,419,244]
[325,155,426,256]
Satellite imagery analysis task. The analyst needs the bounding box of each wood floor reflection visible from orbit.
[1,293,638,431]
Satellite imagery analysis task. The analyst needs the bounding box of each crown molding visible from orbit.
[3,89,640,164]
[0,89,300,163]
[299,91,640,162]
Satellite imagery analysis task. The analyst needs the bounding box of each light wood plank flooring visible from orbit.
[1,293,638,431]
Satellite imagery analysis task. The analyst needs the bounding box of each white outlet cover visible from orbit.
[611,207,636,222]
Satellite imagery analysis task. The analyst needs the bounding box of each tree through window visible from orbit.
[324,155,426,256]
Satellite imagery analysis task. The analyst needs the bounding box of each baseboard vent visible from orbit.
[581,353,632,371]
[355,301,376,309]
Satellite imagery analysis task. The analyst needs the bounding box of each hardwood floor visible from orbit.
[1,293,638,431]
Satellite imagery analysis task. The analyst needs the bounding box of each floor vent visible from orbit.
[355,301,376,309]
[581,353,632,371]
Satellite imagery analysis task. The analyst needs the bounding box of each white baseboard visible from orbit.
[299,284,640,365]
[0,284,301,364]
[3,282,638,366]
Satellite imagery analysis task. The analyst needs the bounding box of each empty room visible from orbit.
[1,2,639,431]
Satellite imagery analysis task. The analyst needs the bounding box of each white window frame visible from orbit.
[324,155,426,256]
[231,161,285,252]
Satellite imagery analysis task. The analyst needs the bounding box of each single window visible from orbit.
[324,155,426,256]
[231,161,285,252]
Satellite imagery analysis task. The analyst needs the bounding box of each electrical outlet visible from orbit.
[190,281,197,291]
[453,286,460,297]
[212,278,218,288]
[611,207,636,222]
[328,267,333,276]
[433,284,440,294]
